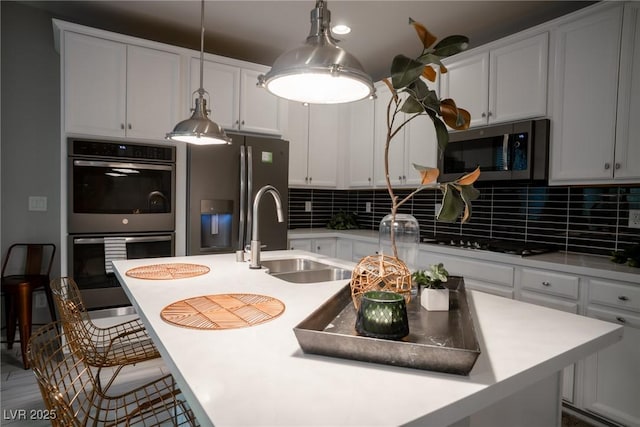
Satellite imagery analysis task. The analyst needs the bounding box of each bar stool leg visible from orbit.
[4,292,16,350]
[16,283,32,369]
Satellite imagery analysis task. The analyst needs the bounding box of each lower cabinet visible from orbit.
[288,238,337,258]
[582,279,640,427]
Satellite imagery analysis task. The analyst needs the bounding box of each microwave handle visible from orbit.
[73,236,173,245]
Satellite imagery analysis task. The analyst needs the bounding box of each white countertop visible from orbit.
[113,251,622,427]
[289,228,640,283]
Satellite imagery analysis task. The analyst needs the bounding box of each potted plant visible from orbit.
[413,263,450,311]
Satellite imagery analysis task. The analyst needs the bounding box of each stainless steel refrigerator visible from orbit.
[187,133,289,255]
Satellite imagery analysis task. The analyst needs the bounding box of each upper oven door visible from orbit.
[68,159,175,233]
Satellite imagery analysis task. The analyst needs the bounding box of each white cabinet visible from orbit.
[614,2,640,181]
[347,99,375,187]
[583,278,640,427]
[549,4,629,184]
[64,32,180,140]
[441,32,548,127]
[373,83,438,187]
[516,268,581,403]
[286,103,339,187]
[190,59,283,135]
[288,237,336,258]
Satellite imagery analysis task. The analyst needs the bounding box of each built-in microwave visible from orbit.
[439,119,550,182]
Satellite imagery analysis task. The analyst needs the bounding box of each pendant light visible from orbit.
[166,0,231,145]
[258,0,374,104]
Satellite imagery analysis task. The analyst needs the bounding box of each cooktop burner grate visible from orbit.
[426,235,558,257]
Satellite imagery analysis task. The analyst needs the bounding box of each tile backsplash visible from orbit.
[288,184,640,256]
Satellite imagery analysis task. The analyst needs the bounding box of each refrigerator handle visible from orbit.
[246,145,253,244]
[239,145,246,250]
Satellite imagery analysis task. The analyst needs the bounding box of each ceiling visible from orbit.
[24,0,596,81]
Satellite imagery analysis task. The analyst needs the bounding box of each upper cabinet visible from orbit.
[285,102,340,188]
[441,32,548,128]
[64,32,181,140]
[189,59,283,136]
[548,4,640,184]
[347,98,375,187]
[373,82,439,187]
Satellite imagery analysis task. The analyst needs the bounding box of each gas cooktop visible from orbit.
[424,235,558,257]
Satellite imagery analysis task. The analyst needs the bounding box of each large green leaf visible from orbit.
[433,35,470,57]
[391,54,424,89]
[405,78,430,100]
[400,96,424,114]
[417,52,443,67]
[422,90,440,114]
[433,117,449,153]
[437,184,463,222]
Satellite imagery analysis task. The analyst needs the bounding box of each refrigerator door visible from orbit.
[245,135,289,251]
[187,142,241,255]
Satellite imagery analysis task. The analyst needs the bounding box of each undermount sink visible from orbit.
[262,257,351,284]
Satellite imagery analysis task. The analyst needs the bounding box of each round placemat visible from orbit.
[125,263,210,280]
[160,294,286,330]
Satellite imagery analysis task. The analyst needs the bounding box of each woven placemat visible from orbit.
[160,294,286,330]
[125,263,210,280]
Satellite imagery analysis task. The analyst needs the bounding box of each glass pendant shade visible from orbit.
[258,0,374,104]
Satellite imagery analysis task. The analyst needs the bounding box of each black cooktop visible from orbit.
[425,234,558,257]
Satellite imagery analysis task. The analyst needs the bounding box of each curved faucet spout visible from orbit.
[249,185,284,269]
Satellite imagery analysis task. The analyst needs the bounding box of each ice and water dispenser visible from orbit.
[200,200,233,251]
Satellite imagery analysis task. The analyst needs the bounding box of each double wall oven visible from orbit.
[67,138,176,314]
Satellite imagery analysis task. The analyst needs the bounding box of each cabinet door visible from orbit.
[127,45,181,140]
[404,115,438,186]
[64,32,126,137]
[191,58,240,131]
[307,105,339,187]
[550,6,623,183]
[373,89,405,187]
[313,238,337,258]
[286,102,310,186]
[240,68,282,135]
[288,238,312,252]
[441,52,489,128]
[348,98,375,187]
[614,2,640,181]
[489,33,548,124]
[584,306,640,426]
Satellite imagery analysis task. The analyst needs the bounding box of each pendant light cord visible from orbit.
[199,0,205,95]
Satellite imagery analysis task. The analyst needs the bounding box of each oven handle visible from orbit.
[73,235,173,245]
[73,160,173,171]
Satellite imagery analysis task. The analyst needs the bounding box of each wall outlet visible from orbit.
[629,209,640,229]
[35,293,47,308]
[304,201,312,212]
[365,202,372,213]
[28,196,47,212]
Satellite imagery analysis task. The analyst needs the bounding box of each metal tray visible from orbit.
[293,277,481,375]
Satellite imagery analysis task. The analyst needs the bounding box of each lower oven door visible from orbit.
[69,233,174,312]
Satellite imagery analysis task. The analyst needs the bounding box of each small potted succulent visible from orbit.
[412,263,450,311]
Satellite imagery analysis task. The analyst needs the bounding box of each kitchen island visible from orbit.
[113,251,623,427]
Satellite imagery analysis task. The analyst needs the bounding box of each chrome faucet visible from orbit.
[249,185,284,269]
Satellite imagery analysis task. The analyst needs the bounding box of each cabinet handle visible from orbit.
[604,163,611,170]
[481,112,486,118]
[616,316,626,324]
[402,175,407,181]
[368,177,372,182]
[241,120,245,125]
[128,123,132,130]
[309,177,312,183]
[488,111,492,117]
[317,246,321,251]
[398,176,402,181]
[615,162,621,170]
[120,123,125,130]
[618,295,629,301]
[541,281,551,287]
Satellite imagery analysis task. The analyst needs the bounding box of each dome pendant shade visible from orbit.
[258,0,374,104]
[166,96,231,145]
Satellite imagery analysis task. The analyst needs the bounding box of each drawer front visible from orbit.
[520,290,579,314]
[589,279,640,313]
[520,268,579,299]
[465,279,514,299]
[418,253,514,287]
[587,306,640,330]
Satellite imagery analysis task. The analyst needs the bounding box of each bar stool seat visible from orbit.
[1,243,56,369]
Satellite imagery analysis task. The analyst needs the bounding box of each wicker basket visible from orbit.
[350,254,412,309]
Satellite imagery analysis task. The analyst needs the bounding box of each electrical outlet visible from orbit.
[35,293,47,308]
[365,202,372,213]
[305,201,312,212]
[629,209,640,229]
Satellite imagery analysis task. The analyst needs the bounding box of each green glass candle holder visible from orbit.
[355,291,409,340]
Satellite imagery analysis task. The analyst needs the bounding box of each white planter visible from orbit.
[420,288,450,311]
